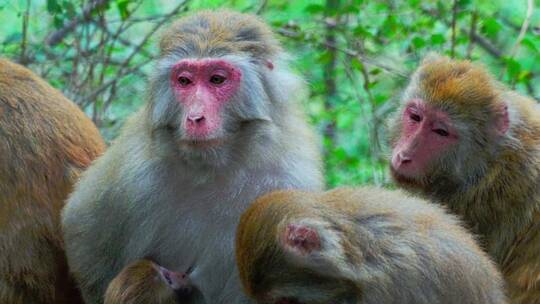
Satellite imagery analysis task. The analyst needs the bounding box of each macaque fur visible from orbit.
[0,58,105,303]
[104,259,199,304]
[236,187,507,304]
[389,54,540,303]
[62,10,323,304]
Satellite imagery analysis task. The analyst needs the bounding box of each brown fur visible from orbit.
[0,58,105,303]
[237,187,507,304]
[391,54,540,303]
[159,10,282,60]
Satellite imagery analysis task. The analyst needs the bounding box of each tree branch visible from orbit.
[499,0,534,79]
[450,0,458,58]
[466,11,478,59]
[46,0,111,46]
[19,0,31,65]
[277,28,408,78]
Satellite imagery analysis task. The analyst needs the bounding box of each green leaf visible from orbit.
[63,1,76,17]
[430,33,445,45]
[317,51,333,65]
[116,0,131,20]
[412,36,426,48]
[336,111,355,129]
[53,15,64,28]
[505,57,521,80]
[350,57,364,71]
[482,18,501,37]
[47,0,62,13]
[521,37,539,53]
[517,70,532,82]
[305,4,324,14]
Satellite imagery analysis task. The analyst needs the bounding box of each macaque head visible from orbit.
[236,191,360,304]
[104,259,193,304]
[147,11,292,162]
[389,54,510,192]
[154,263,192,296]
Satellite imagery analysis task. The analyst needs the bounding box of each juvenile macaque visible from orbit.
[62,10,323,304]
[236,187,507,304]
[389,54,540,303]
[0,58,105,303]
[104,259,200,304]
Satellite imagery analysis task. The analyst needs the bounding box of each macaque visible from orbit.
[104,259,202,304]
[62,10,323,304]
[236,187,507,304]
[0,58,105,303]
[389,54,540,303]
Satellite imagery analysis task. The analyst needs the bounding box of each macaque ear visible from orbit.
[283,223,321,255]
[280,220,358,280]
[264,59,274,70]
[495,103,510,135]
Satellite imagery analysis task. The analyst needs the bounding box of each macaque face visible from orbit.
[170,58,242,146]
[391,99,459,180]
[154,263,191,292]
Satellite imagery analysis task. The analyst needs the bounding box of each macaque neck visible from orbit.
[444,147,539,264]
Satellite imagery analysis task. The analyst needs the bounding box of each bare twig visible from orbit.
[78,0,187,109]
[499,0,534,79]
[466,11,478,59]
[423,6,537,97]
[470,31,504,58]
[81,57,154,108]
[46,0,111,46]
[422,7,503,58]
[450,0,458,58]
[322,0,340,144]
[117,0,188,75]
[277,28,408,77]
[509,0,534,58]
[19,0,31,64]
[256,0,268,15]
[92,20,153,58]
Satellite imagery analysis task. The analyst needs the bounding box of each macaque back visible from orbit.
[236,187,507,304]
[0,58,105,303]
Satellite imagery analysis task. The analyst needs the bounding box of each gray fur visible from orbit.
[61,19,323,304]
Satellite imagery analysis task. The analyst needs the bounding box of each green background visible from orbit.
[1,0,538,187]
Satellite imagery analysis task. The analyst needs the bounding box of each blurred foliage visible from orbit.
[0,0,539,187]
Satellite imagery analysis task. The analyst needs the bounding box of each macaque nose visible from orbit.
[393,151,412,169]
[398,152,412,165]
[187,114,205,125]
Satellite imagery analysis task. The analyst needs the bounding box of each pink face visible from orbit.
[170,59,242,140]
[391,99,458,178]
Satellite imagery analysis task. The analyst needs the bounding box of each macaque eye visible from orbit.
[177,76,192,86]
[209,74,226,85]
[434,129,449,137]
[410,113,422,122]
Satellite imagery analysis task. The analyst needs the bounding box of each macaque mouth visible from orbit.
[390,166,425,188]
[179,138,225,149]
